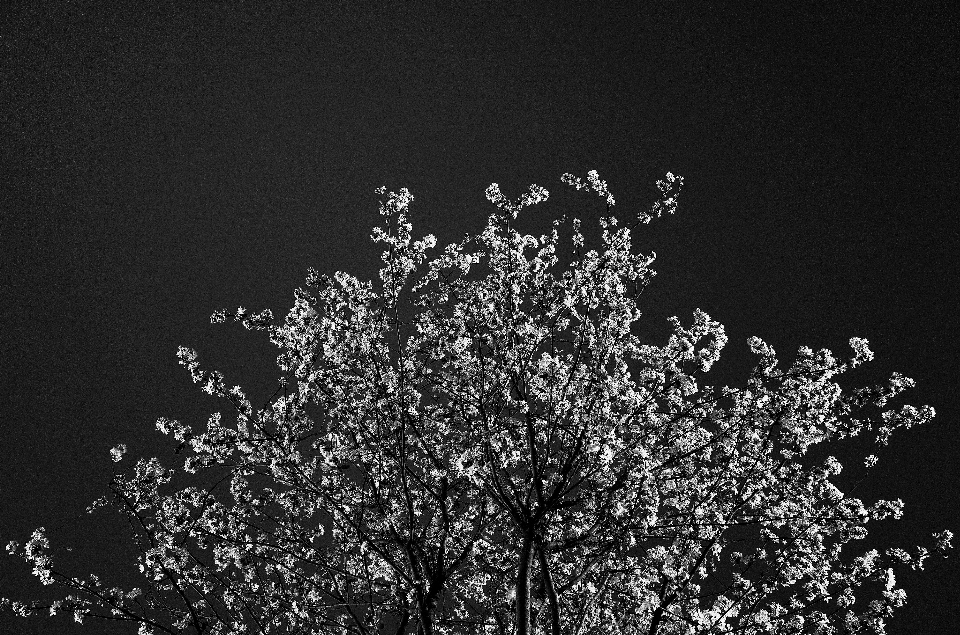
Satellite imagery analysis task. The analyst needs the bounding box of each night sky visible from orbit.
[1,2,958,633]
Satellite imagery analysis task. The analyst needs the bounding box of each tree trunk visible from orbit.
[516,532,534,635]
[416,587,434,635]
[537,542,561,635]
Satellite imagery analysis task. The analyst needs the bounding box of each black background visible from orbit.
[1,2,957,633]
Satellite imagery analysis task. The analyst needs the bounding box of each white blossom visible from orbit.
[109,443,127,462]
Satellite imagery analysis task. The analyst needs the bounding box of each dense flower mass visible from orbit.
[1,171,952,635]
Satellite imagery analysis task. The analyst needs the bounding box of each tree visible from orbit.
[2,169,952,635]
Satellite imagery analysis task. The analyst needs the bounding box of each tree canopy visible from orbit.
[2,170,952,635]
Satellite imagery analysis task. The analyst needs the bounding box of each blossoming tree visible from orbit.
[2,170,952,635]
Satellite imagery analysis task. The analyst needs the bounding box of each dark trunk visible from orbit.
[415,587,434,635]
[395,611,410,635]
[516,532,534,635]
[537,542,561,635]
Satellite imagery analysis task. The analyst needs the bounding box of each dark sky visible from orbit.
[1,2,957,633]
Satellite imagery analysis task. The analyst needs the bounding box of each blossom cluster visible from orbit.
[1,170,950,635]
